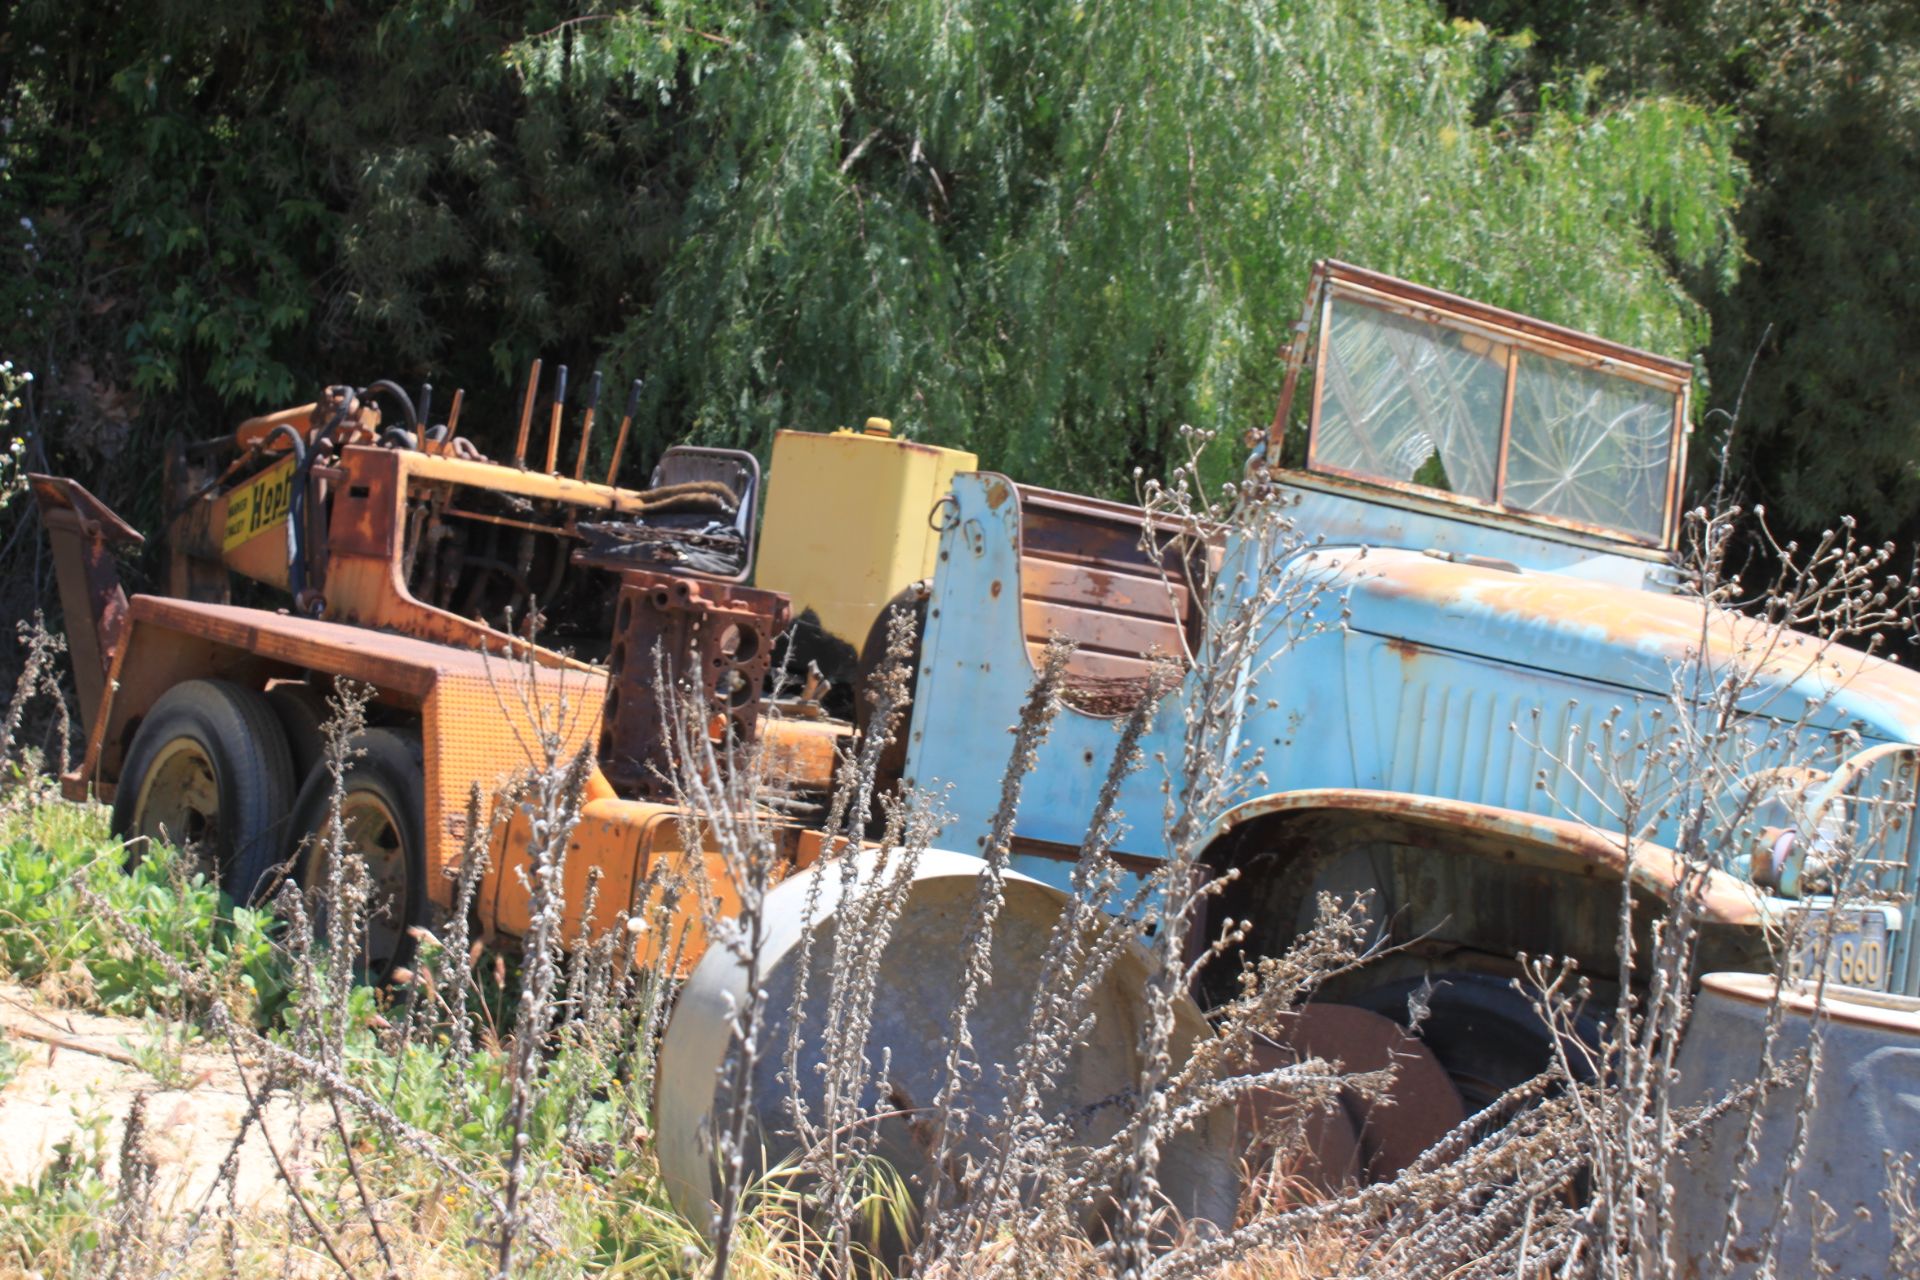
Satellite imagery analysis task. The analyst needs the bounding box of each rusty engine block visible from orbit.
[598,565,793,798]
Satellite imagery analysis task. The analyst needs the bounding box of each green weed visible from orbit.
[0,798,286,1024]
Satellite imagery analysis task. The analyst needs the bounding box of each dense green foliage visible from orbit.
[1450,0,1920,549]
[1,0,1740,526]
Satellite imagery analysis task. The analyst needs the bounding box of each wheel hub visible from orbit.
[304,790,410,975]
[132,739,222,865]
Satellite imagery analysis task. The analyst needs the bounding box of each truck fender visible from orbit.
[1195,789,1773,992]
[1202,788,1765,927]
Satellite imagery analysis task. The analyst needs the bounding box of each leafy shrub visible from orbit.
[0,793,285,1023]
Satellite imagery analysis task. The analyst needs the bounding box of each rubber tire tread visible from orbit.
[110,678,297,904]
[265,684,327,785]
[288,727,428,980]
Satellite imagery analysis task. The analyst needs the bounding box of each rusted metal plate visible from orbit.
[1338,546,1920,744]
[1235,1036,1363,1204]
[426,658,604,906]
[327,448,401,560]
[28,475,144,730]
[759,717,848,793]
[1001,481,1197,707]
[1274,1003,1464,1181]
[1018,599,1184,661]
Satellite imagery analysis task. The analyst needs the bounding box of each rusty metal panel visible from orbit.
[1012,482,1195,710]
[27,475,144,732]
[327,448,402,560]
[759,717,848,793]
[427,659,604,909]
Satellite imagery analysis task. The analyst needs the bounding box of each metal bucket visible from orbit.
[1671,971,1920,1276]
[655,847,1240,1239]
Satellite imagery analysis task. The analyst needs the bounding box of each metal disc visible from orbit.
[655,847,1240,1239]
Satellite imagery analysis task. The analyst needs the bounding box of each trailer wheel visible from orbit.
[289,728,427,981]
[111,678,297,903]
[265,683,328,785]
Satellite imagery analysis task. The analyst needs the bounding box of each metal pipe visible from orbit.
[573,369,603,481]
[513,359,542,468]
[446,388,465,436]
[544,364,568,474]
[263,420,313,598]
[606,378,642,486]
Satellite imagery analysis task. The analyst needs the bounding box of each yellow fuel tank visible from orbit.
[755,420,976,682]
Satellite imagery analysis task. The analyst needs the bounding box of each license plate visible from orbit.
[1784,907,1893,991]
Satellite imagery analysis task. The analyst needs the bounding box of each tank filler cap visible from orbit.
[863,417,893,437]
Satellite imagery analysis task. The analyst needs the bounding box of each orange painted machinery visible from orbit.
[29,373,910,975]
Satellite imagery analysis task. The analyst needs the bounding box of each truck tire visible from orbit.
[1352,971,1603,1115]
[288,728,427,982]
[111,678,297,903]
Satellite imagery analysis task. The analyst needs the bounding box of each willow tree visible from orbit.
[3,0,1741,512]
[517,0,1744,493]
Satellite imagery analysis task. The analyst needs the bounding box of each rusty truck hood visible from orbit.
[1327,547,1920,746]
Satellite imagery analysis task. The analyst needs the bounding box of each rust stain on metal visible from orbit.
[1347,549,1920,736]
[1383,636,1422,667]
[27,475,145,730]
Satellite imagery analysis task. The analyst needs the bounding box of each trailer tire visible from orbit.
[288,728,427,982]
[111,678,297,904]
[265,683,328,785]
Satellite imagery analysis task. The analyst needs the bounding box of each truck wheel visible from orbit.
[111,678,297,903]
[1352,972,1602,1114]
[289,728,427,982]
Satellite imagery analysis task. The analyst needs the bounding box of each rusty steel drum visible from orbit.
[655,847,1240,1238]
[1670,971,1920,1277]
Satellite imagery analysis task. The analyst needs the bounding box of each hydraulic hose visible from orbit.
[263,423,310,600]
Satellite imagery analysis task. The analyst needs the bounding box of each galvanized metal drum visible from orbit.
[1671,971,1920,1276]
[655,847,1240,1238]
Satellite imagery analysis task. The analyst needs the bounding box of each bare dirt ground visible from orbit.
[0,981,319,1215]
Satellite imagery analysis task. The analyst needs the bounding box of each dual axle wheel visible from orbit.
[110,678,426,978]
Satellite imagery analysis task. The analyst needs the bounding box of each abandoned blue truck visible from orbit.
[887,261,1917,1110]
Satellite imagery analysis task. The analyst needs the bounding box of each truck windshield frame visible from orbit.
[1286,262,1693,551]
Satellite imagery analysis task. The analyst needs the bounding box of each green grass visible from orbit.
[0,782,285,1024]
